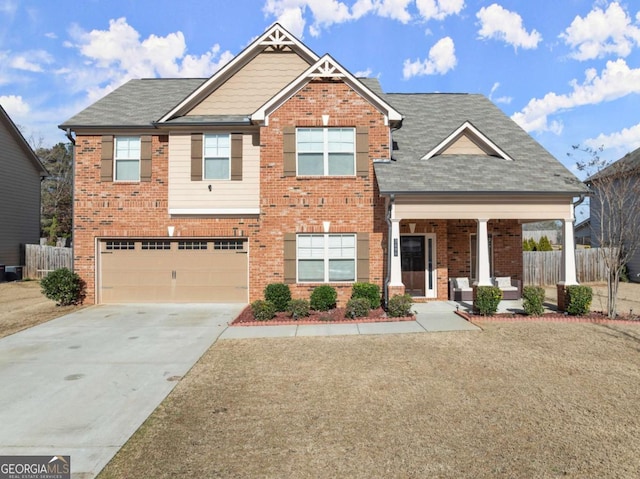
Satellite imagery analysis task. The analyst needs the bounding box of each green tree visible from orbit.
[37,143,73,244]
[538,235,553,251]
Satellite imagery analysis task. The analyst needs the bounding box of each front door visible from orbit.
[401,236,425,296]
[401,234,437,298]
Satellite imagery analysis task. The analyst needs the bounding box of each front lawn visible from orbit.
[98,321,640,478]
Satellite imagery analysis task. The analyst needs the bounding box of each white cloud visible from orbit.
[45,32,57,39]
[477,3,541,50]
[560,2,640,61]
[585,122,640,152]
[0,95,30,117]
[512,59,640,133]
[416,0,464,21]
[9,50,53,72]
[0,0,17,15]
[65,18,234,98]
[375,0,413,23]
[403,36,456,78]
[354,67,373,77]
[489,82,512,104]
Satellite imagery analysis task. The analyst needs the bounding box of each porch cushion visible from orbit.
[494,277,512,289]
[454,277,471,290]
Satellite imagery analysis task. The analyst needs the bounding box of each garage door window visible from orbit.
[106,241,135,250]
[142,241,171,250]
[214,240,244,250]
[178,241,208,250]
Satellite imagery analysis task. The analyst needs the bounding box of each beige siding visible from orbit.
[394,195,574,220]
[168,133,260,212]
[0,120,42,266]
[188,52,310,115]
[441,133,493,155]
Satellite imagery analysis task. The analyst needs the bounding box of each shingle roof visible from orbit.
[59,78,206,128]
[589,146,640,181]
[374,93,588,195]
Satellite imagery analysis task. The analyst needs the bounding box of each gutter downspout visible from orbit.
[65,128,76,272]
[384,194,395,309]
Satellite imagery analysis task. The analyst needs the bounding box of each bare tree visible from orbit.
[37,143,73,244]
[573,145,640,318]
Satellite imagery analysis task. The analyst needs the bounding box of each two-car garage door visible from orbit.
[99,239,248,303]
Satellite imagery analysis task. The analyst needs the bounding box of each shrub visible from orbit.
[250,300,276,321]
[264,283,291,312]
[345,298,370,319]
[40,268,85,306]
[474,286,502,316]
[310,285,337,311]
[522,286,545,316]
[387,294,413,317]
[286,298,310,319]
[538,235,553,251]
[566,285,592,316]
[350,282,381,309]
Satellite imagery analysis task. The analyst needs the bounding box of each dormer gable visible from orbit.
[251,54,403,127]
[421,121,513,161]
[158,23,319,122]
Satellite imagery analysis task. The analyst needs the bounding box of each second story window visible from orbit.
[114,137,141,181]
[204,134,230,180]
[297,128,355,176]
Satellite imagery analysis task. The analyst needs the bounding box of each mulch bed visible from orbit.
[231,306,415,326]
[457,310,640,324]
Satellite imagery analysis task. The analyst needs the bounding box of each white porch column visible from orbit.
[476,218,493,286]
[561,218,578,285]
[389,218,403,286]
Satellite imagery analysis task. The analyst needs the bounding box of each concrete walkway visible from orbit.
[219,301,480,339]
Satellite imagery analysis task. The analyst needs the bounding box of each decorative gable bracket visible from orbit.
[421,121,514,161]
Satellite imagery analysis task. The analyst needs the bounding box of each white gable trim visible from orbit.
[251,54,403,126]
[421,121,513,161]
[157,23,318,123]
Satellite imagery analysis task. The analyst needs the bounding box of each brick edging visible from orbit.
[231,315,416,327]
[455,310,640,325]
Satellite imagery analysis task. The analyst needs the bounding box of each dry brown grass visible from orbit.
[98,321,640,479]
[0,280,83,338]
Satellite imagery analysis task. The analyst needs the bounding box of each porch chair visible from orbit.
[492,276,521,300]
[449,277,473,302]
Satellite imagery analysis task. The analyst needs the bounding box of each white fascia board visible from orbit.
[421,121,514,161]
[169,208,260,216]
[158,23,319,123]
[252,54,403,125]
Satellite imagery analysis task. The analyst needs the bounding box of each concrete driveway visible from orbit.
[0,303,244,479]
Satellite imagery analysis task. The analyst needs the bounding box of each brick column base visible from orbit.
[557,283,568,312]
[388,284,406,298]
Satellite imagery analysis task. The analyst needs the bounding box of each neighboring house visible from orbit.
[574,218,591,246]
[60,24,587,305]
[0,105,48,278]
[588,147,640,282]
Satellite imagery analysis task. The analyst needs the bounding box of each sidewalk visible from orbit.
[219,301,480,340]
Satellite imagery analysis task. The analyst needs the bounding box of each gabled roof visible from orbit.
[0,104,48,176]
[158,23,318,123]
[374,94,587,195]
[251,54,403,126]
[60,78,206,129]
[421,121,513,161]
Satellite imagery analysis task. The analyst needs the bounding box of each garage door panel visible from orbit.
[100,240,248,303]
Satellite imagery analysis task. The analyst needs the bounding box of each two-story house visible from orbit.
[60,24,587,306]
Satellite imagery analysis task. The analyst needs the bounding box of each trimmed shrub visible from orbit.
[522,286,545,316]
[264,283,291,312]
[310,285,337,311]
[40,268,85,306]
[474,286,502,316]
[286,298,310,319]
[350,282,381,309]
[538,235,553,251]
[387,294,413,317]
[566,285,592,316]
[345,298,370,319]
[250,300,276,321]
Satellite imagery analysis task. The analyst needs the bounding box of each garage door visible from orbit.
[99,239,248,303]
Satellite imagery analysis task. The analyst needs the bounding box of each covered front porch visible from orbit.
[385,196,579,306]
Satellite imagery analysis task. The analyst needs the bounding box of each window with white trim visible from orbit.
[114,137,141,181]
[297,128,355,176]
[297,234,356,282]
[204,134,230,180]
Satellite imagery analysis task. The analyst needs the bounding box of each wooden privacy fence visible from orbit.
[25,244,73,279]
[523,248,610,285]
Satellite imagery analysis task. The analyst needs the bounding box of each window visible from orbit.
[106,241,135,250]
[141,241,171,250]
[214,240,244,250]
[297,128,354,176]
[297,234,355,282]
[178,241,208,250]
[204,134,230,180]
[114,137,141,181]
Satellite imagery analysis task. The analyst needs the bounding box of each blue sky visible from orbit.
[2,0,640,178]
